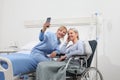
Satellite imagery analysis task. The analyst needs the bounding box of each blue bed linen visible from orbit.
[0,53,38,80]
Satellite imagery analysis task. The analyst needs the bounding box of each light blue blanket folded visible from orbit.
[0,53,38,80]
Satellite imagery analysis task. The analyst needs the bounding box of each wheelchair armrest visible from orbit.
[56,54,65,57]
[72,54,87,59]
[52,54,65,61]
[72,54,87,57]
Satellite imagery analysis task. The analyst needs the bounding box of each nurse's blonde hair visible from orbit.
[57,26,67,32]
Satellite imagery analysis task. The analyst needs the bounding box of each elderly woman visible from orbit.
[36,28,85,80]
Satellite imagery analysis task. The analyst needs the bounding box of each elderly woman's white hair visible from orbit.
[68,28,79,39]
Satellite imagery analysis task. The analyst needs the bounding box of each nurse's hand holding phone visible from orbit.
[41,17,51,32]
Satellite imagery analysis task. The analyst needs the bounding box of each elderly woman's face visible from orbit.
[68,30,78,41]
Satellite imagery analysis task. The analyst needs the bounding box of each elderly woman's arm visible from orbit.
[66,41,84,58]
[60,42,68,54]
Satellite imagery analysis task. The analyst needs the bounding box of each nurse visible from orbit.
[31,21,67,63]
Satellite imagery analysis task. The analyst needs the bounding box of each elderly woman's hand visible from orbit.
[57,55,66,61]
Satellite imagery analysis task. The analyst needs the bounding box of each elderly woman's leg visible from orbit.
[36,61,66,80]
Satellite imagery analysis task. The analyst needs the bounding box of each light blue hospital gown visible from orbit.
[31,31,61,63]
[60,40,84,58]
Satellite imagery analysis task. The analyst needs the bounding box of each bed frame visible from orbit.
[24,17,96,28]
[0,15,98,80]
[0,57,19,80]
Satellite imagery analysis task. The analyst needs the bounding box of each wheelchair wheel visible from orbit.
[80,67,103,80]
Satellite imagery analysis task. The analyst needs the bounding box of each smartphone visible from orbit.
[45,17,51,27]
[46,17,51,23]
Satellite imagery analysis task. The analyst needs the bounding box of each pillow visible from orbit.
[84,41,92,59]
[16,50,31,54]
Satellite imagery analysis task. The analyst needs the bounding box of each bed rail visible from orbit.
[0,57,14,80]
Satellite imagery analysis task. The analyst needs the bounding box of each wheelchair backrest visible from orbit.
[87,40,97,67]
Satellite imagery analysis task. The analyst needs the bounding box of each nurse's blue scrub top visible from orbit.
[31,31,61,55]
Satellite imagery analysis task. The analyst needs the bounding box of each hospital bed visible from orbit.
[0,41,38,80]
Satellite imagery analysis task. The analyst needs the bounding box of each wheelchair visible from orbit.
[64,40,103,80]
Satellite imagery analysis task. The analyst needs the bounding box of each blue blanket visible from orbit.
[0,53,38,80]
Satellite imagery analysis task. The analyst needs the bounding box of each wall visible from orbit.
[0,0,4,44]
[97,1,120,80]
[0,0,97,48]
[0,0,120,80]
